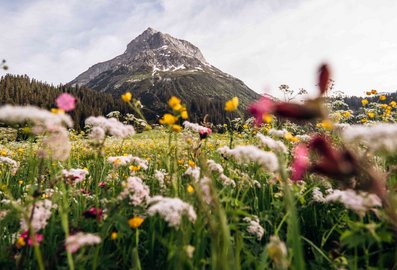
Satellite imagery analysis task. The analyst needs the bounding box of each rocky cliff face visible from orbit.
[70,27,260,123]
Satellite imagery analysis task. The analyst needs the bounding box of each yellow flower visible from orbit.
[181,110,188,119]
[168,96,182,111]
[1,150,7,156]
[16,237,26,248]
[51,108,65,114]
[342,111,351,118]
[262,114,273,124]
[159,114,178,125]
[172,124,182,133]
[188,160,196,168]
[18,179,23,185]
[128,217,144,229]
[121,92,132,102]
[380,95,386,101]
[361,117,368,123]
[187,184,194,193]
[367,112,375,118]
[380,104,387,109]
[321,119,334,130]
[361,99,368,106]
[17,148,24,154]
[178,160,184,165]
[111,232,118,240]
[243,124,248,129]
[129,165,141,172]
[371,89,377,95]
[390,101,396,107]
[225,97,239,112]
[366,91,372,96]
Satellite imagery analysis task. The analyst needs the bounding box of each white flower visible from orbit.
[85,116,135,139]
[88,126,106,143]
[256,133,288,154]
[147,196,197,229]
[119,176,150,206]
[266,235,288,269]
[65,232,101,253]
[0,156,19,175]
[20,199,55,232]
[342,123,397,153]
[38,126,71,161]
[268,128,289,138]
[184,166,201,182]
[324,189,382,215]
[0,105,73,128]
[107,155,148,169]
[243,216,265,240]
[207,160,224,174]
[199,177,212,204]
[217,145,279,172]
[183,121,210,134]
[312,187,326,203]
[154,169,167,189]
[62,168,89,184]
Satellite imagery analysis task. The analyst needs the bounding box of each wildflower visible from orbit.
[183,121,212,137]
[390,101,396,107]
[118,176,150,206]
[324,189,381,216]
[38,126,71,161]
[341,123,397,153]
[129,165,141,172]
[159,114,178,125]
[20,231,44,246]
[188,160,196,168]
[225,97,239,111]
[318,64,330,94]
[65,232,101,253]
[248,96,274,126]
[83,208,103,221]
[361,99,368,106]
[16,236,26,248]
[342,111,351,118]
[371,89,377,95]
[0,156,19,175]
[51,108,64,114]
[243,216,265,240]
[56,93,76,112]
[218,145,279,172]
[62,168,89,184]
[172,124,182,132]
[366,91,372,96]
[199,128,212,139]
[154,169,167,189]
[291,144,310,182]
[256,133,288,154]
[267,236,288,269]
[184,245,195,258]
[380,95,386,101]
[147,196,197,229]
[128,217,144,228]
[184,166,201,182]
[111,232,118,240]
[187,184,194,193]
[181,110,188,119]
[168,96,182,111]
[20,199,55,232]
[367,112,375,118]
[262,114,273,124]
[121,92,132,102]
[85,116,135,139]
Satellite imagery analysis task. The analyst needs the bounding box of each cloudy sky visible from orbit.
[1,0,397,97]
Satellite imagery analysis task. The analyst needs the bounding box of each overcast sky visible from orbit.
[1,0,397,97]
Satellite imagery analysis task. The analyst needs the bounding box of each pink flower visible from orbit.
[21,230,44,246]
[199,128,212,139]
[248,96,274,126]
[56,93,76,112]
[291,144,310,182]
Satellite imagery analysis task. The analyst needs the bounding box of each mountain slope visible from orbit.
[70,27,260,123]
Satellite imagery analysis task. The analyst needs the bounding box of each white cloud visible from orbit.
[1,0,397,97]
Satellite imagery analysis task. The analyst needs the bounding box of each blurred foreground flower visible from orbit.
[56,93,76,112]
[128,216,144,229]
[225,97,239,112]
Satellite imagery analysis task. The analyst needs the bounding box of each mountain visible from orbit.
[70,27,260,123]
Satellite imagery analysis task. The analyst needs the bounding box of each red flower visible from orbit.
[248,96,274,126]
[83,208,103,221]
[21,230,44,246]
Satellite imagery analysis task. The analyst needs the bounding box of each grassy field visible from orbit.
[1,89,397,269]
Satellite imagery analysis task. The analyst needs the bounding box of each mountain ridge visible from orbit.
[70,27,260,123]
